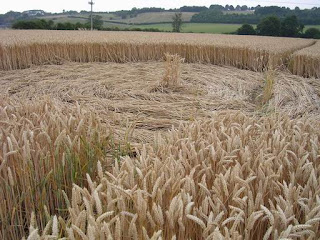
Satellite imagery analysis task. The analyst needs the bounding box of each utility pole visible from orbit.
[88,1,94,30]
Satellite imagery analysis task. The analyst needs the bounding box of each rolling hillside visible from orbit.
[36,11,320,34]
[39,12,197,25]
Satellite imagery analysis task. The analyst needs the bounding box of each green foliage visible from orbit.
[280,15,304,37]
[114,7,165,19]
[191,10,258,24]
[209,5,225,11]
[172,12,183,32]
[254,6,320,25]
[237,23,256,35]
[179,6,208,12]
[304,27,320,39]
[88,15,104,29]
[255,6,290,17]
[235,15,319,39]
[256,16,281,36]
[257,6,320,25]
[56,22,84,30]
[12,19,54,29]
[11,18,163,33]
[241,5,248,11]
[191,6,320,25]
[0,11,26,26]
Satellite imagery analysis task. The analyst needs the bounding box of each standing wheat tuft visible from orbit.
[161,53,184,88]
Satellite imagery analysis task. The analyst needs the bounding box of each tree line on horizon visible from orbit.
[172,12,320,39]
[0,5,255,26]
[236,15,320,39]
[11,14,320,39]
[191,5,320,25]
[11,16,163,32]
[2,5,320,26]
[4,4,320,39]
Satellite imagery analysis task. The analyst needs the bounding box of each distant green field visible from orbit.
[37,15,320,34]
[305,25,320,31]
[135,23,320,34]
[134,23,245,33]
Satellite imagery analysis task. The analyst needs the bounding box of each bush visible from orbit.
[304,28,320,39]
[11,19,162,33]
[256,16,281,36]
[236,24,256,35]
[280,15,304,37]
[172,12,183,32]
[12,19,54,30]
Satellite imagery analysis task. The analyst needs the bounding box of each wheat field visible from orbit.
[0,30,320,239]
[0,30,317,75]
[32,113,320,239]
[291,40,320,78]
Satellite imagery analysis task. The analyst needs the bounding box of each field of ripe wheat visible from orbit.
[0,30,320,239]
[0,30,318,76]
[291,40,320,78]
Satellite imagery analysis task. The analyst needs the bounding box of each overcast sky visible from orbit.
[1,0,319,14]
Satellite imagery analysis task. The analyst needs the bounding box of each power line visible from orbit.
[88,1,94,30]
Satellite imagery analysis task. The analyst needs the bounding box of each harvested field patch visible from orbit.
[1,62,319,144]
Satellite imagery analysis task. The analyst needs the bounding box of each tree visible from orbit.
[256,16,281,36]
[237,24,256,35]
[225,5,230,11]
[12,19,55,30]
[236,5,241,11]
[229,5,235,11]
[255,6,290,17]
[209,5,225,11]
[172,12,183,32]
[47,20,54,29]
[280,15,304,37]
[57,22,75,30]
[87,15,103,29]
[304,28,320,39]
[180,6,208,12]
[241,5,248,11]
